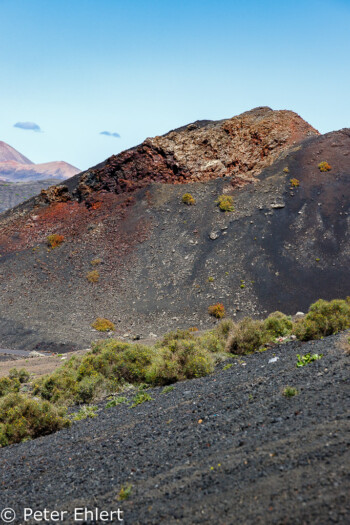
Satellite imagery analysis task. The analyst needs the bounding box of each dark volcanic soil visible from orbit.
[1,333,349,524]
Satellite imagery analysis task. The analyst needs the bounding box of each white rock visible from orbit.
[209,232,219,240]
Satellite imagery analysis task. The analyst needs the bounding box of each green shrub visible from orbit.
[263,311,293,338]
[0,376,20,397]
[215,319,235,339]
[0,393,70,447]
[294,299,350,341]
[216,195,234,212]
[146,339,214,385]
[76,374,106,403]
[34,340,156,405]
[87,340,156,384]
[197,331,226,353]
[226,318,267,355]
[8,368,30,383]
[156,329,194,347]
[33,366,79,405]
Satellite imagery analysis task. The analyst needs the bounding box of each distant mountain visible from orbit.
[0,141,80,182]
[0,141,33,164]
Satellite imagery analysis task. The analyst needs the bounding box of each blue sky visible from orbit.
[0,0,349,170]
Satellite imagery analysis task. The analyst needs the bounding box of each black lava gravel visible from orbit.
[0,334,349,524]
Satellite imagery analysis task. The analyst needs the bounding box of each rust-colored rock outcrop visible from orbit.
[75,107,319,200]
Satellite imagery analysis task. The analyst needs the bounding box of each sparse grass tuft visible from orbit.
[131,392,152,407]
[290,178,300,187]
[216,195,234,212]
[283,386,298,397]
[119,484,132,501]
[91,318,115,332]
[73,405,98,420]
[106,397,127,408]
[161,385,174,394]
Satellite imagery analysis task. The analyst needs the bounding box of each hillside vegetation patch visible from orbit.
[0,393,70,447]
[1,297,349,447]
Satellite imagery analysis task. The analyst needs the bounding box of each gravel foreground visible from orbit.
[0,334,349,525]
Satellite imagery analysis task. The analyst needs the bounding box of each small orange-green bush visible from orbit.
[86,270,100,283]
[91,258,102,266]
[47,234,65,248]
[283,167,289,173]
[208,303,226,319]
[318,161,332,172]
[91,318,115,332]
[216,195,234,212]
[182,193,195,205]
[290,178,300,187]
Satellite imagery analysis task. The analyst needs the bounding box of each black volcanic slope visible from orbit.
[0,333,349,524]
[0,110,348,351]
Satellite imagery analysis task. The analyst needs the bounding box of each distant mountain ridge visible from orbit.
[0,141,33,164]
[0,141,80,182]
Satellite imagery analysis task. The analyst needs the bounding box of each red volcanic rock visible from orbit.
[74,107,318,200]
